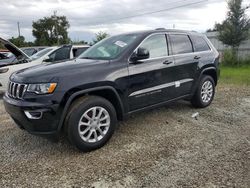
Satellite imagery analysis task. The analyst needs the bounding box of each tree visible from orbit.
[218,0,250,55]
[71,40,88,45]
[32,14,70,46]
[9,36,27,47]
[92,31,109,44]
[206,23,223,32]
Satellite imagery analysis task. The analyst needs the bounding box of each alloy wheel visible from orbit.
[78,106,110,143]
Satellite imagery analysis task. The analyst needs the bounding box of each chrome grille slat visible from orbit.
[8,81,27,100]
[11,83,14,97]
[16,84,21,99]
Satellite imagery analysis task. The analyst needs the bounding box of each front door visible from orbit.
[128,34,177,111]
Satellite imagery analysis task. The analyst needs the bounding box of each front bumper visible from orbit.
[3,94,61,135]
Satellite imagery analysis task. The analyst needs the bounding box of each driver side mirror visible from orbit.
[130,47,150,62]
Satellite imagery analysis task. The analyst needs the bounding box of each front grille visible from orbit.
[8,81,27,99]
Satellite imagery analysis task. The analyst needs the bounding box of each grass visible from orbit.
[219,65,250,86]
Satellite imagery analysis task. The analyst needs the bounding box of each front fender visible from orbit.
[57,86,124,132]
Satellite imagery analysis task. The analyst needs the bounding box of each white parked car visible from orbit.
[0,37,89,92]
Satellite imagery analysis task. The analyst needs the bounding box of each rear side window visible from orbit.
[139,34,168,58]
[190,35,210,52]
[169,34,193,55]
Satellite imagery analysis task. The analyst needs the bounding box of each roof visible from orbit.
[120,28,201,36]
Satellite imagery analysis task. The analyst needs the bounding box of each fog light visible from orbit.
[24,111,43,119]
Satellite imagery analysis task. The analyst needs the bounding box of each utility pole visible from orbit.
[53,10,59,45]
[17,22,20,37]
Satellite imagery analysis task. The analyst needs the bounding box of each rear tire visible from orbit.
[191,75,215,108]
[65,96,117,152]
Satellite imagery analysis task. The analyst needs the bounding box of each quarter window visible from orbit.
[190,35,210,52]
[139,34,168,58]
[169,34,193,55]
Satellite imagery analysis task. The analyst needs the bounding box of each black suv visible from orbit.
[3,29,220,151]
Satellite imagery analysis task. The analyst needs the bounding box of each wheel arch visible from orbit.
[201,67,218,86]
[57,86,125,132]
[190,66,218,97]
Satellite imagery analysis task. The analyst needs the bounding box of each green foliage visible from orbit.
[71,40,88,45]
[222,49,238,66]
[92,31,109,44]
[8,36,35,47]
[32,14,70,46]
[207,23,223,32]
[220,65,250,85]
[217,0,250,49]
[8,36,27,47]
[222,49,250,66]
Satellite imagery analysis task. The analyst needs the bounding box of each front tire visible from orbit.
[191,75,215,108]
[65,96,117,152]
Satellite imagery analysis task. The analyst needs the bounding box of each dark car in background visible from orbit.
[21,46,48,56]
[3,29,220,152]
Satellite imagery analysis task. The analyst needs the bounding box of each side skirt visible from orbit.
[128,94,191,115]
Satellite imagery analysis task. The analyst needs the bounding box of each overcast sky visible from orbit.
[0,0,249,42]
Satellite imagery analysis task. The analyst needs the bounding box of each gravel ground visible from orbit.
[0,85,250,188]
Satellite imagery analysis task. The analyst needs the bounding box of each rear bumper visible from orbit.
[3,94,61,136]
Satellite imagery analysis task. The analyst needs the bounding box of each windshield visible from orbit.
[22,48,36,56]
[30,48,54,61]
[79,34,140,60]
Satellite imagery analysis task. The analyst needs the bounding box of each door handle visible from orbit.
[194,56,201,60]
[163,60,173,65]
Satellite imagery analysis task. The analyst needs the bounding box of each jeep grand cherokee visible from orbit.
[3,29,220,151]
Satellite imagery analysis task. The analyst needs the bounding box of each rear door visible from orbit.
[128,33,176,111]
[189,34,213,66]
[168,34,197,97]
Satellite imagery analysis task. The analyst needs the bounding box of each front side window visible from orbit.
[169,34,193,55]
[139,34,168,58]
[49,46,71,62]
[79,34,139,60]
[73,47,89,57]
[190,35,210,52]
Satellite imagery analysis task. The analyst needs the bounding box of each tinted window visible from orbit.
[190,35,210,52]
[139,34,168,58]
[169,34,193,55]
[22,48,37,56]
[73,47,89,57]
[49,46,71,62]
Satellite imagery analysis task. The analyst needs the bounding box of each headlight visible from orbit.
[27,83,57,94]
[0,68,9,73]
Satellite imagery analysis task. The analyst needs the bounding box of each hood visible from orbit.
[0,37,30,60]
[11,58,109,83]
